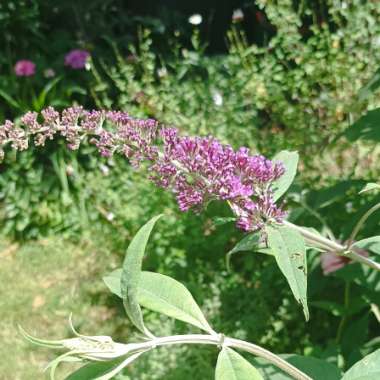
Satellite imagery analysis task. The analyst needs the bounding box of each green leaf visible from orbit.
[272,151,299,201]
[65,359,125,380]
[104,270,214,333]
[359,68,380,101]
[103,269,123,297]
[344,109,380,143]
[353,236,380,255]
[0,88,21,109]
[267,225,309,320]
[252,354,342,380]
[215,347,263,380]
[212,217,237,226]
[342,349,380,380]
[138,271,214,333]
[359,183,380,195]
[121,215,163,336]
[226,232,272,271]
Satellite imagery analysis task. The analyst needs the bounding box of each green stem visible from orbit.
[347,202,380,247]
[283,221,380,272]
[336,281,350,343]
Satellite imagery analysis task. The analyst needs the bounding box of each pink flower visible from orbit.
[321,247,368,275]
[64,49,90,69]
[14,60,36,77]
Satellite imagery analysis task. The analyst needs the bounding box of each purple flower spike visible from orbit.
[0,107,287,232]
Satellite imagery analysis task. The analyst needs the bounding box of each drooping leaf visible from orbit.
[341,349,380,380]
[138,271,214,333]
[104,270,214,333]
[252,354,342,380]
[344,108,380,143]
[353,236,380,255]
[215,347,263,380]
[272,151,299,201]
[121,215,162,336]
[266,225,309,320]
[359,183,380,195]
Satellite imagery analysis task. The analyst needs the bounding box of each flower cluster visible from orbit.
[14,60,36,77]
[64,49,90,69]
[13,49,90,77]
[0,107,286,232]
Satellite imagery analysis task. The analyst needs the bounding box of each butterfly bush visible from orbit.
[0,107,285,232]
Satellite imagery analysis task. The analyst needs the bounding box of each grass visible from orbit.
[0,235,124,380]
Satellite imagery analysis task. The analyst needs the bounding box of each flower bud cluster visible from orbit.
[0,107,286,232]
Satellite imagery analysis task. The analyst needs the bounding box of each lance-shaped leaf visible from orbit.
[272,151,299,201]
[341,348,380,380]
[65,351,147,380]
[359,183,380,195]
[121,215,162,337]
[215,347,263,380]
[226,232,273,271]
[252,354,342,379]
[267,225,309,320]
[104,270,214,333]
[353,236,380,255]
[343,108,380,143]
[138,271,214,333]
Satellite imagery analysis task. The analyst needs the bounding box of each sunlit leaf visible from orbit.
[267,225,309,320]
[104,270,214,333]
[359,183,380,195]
[272,151,299,201]
[215,347,263,380]
[253,354,342,380]
[121,215,162,336]
[138,271,214,333]
[65,358,125,380]
[353,236,380,255]
[341,348,380,380]
[344,109,380,143]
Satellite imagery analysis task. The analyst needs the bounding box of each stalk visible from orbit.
[127,334,312,380]
[283,221,380,272]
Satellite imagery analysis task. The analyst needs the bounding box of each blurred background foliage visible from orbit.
[0,0,380,379]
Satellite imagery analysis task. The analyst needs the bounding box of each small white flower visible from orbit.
[157,67,168,78]
[188,14,202,25]
[66,165,74,176]
[212,91,223,107]
[44,68,56,78]
[232,9,244,22]
[106,212,115,222]
[99,163,110,176]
